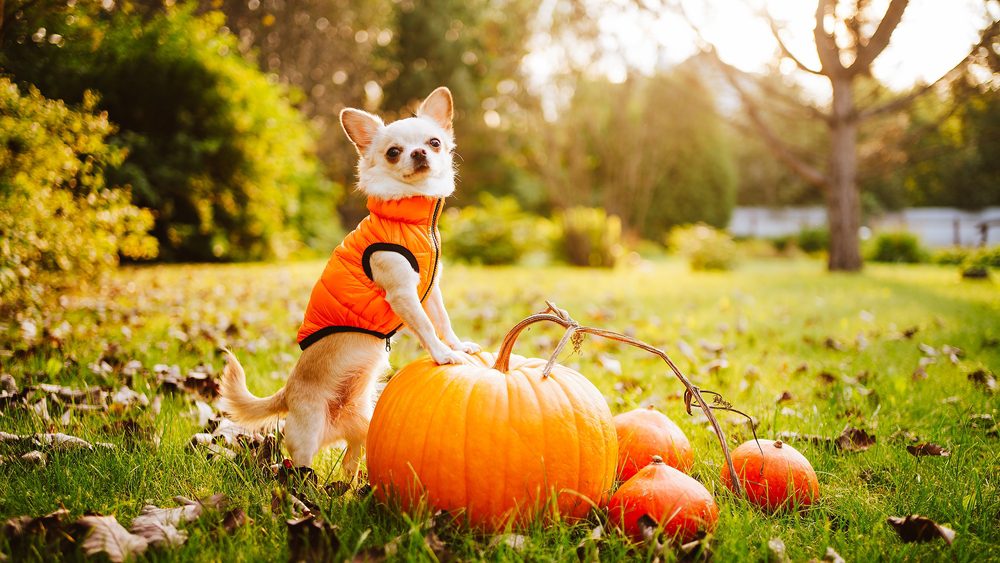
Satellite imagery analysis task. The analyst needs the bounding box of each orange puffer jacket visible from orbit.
[297,196,443,350]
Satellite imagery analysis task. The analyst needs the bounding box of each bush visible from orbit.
[441,194,556,265]
[556,207,624,268]
[867,231,927,263]
[796,227,829,253]
[2,5,336,261]
[0,79,156,312]
[959,246,1000,279]
[932,247,971,265]
[668,224,737,271]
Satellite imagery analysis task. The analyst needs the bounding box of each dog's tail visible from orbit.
[219,349,288,428]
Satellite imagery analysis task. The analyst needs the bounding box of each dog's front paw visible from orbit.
[449,340,481,354]
[430,347,465,365]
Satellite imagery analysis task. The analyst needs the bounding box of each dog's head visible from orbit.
[340,87,455,200]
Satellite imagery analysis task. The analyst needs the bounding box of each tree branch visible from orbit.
[858,17,1000,120]
[671,1,828,188]
[849,0,909,74]
[714,55,829,188]
[813,0,845,76]
[763,9,824,76]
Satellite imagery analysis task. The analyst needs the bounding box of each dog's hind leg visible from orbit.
[284,397,326,467]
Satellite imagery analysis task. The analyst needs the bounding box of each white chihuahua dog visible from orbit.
[219,87,479,473]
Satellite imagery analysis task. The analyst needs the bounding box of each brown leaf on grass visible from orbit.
[221,508,252,534]
[776,391,793,403]
[902,326,919,339]
[824,337,844,352]
[287,514,339,563]
[78,515,149,562]
[489,533,528,552]
[834,426,876,452]
[940,345,963,365]
[918,343,937,357]
[576,524,604,562]
[700,358,729,375]
[887,515,956,545]
[2,509,71,553]
[794,363,809,375]
[32,383,106,405]
[128,521,187,547]
[767,537,789,563]
[967,369,997,393]
[823,546,846,563]
[698,339,724,355]
[0,374,15,394]
[907,443,950,457]
[20,450,47,467]
[677,533,712,563]
[778,426,875,453]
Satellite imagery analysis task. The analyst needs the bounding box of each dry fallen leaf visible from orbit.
[823,546,846,563]
[221,508,252,534]
[906,442,950,457]
[576,524,604,562]
[767,537,789,563]
[78,515,149,562]
[967,369,997,393]
[886,515,956,545]
[287,514,339,563]
[834,426,876,452]
[490,533,528,552]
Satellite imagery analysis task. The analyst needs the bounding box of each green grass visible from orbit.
[1,259,998,561]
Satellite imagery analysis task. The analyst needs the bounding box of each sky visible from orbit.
[525,0,995,105]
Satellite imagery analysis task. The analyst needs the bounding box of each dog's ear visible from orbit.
[417,87,453,133]
[340,108,384,154]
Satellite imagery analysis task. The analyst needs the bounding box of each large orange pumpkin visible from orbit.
[720,439,819,511]
[614,406,693,481]
[366,351,618,530]
[607,455,718,542]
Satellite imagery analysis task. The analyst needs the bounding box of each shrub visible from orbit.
[932,247,971,265]
[959,247,1000,279]
[556,207,624,268]
[867,231,927,263]
[0,79,156,313]
[441,194,556,265]
[668,224,737,271]
[2,5,336,261]
[796,227,829,253]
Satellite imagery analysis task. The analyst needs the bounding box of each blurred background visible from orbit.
[1,0,999,305]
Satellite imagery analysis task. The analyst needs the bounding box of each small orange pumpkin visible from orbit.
[607,455,718,542]
[366,351,617,530]
[720,439,818,511]
[614,406,693,481]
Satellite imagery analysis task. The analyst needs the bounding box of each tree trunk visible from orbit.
[826,76,863,271]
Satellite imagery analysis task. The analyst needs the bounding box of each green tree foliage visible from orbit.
[537,69,736,239]
[378,0,542,212]
[1,3,336,260]
[441,194,555,265]
[0,79,156,312]
[896,86,1000,210]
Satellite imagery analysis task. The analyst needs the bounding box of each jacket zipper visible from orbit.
[386,197,443,351]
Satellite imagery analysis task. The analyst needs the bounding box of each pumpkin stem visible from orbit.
[492,301,746,496]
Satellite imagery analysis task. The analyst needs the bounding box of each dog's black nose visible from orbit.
[410,148,427,160]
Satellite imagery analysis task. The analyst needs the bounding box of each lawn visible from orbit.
[1,259,998,561]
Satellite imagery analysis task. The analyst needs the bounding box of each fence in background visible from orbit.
[729,207,1000,247]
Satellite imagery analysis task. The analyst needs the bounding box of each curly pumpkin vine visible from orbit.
[493,302,747,495]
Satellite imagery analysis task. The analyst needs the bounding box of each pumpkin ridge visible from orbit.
[460,371,485,518]
[396,363,461,505]
[514,364,549,522]
[550,367,586,512]
[425,368,475,511]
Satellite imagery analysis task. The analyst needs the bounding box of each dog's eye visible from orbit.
[386,147,401,159]
[428,138,441,148]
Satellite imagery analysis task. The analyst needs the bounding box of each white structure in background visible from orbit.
[729,207,1000,247]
